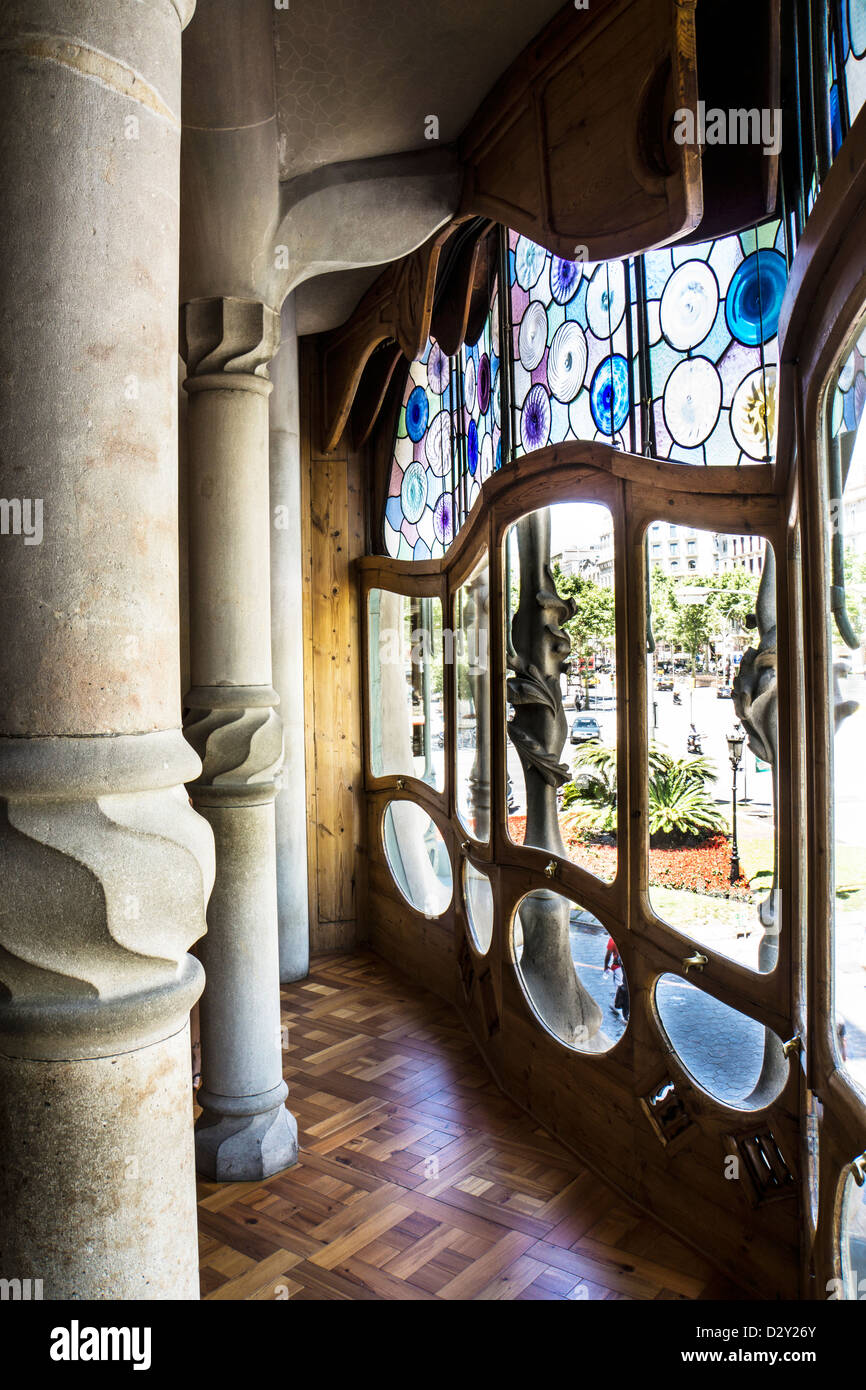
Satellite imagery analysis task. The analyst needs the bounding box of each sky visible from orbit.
[550,501,611,554]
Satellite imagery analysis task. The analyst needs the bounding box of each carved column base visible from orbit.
[0,731,213,1298]
[183,693,298,1183]
[195,1085,298,1182]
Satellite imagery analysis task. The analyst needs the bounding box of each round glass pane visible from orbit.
[660,259,719,350]
[654,974,787,1109]
[839,1168,866,1300]
[512,891,627,1052]
[382,802,452,918]
[662,357,721,447]
[548,321,587,402]
[464,861,494,954]
[725,250,787,346]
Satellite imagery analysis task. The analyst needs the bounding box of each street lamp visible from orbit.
[726,722,745,884]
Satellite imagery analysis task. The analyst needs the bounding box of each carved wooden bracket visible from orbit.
[319,222,455,455]
[319,0,706,454]
[459,0,702,261]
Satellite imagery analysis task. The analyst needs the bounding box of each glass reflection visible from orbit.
[464,860,494,954]
[512,891,627,1052]
[368,589,444,790]
[505,501,617,884]
[645,525,779,973]
[455,556,490,841]
[840,1169,866,1300]
[827,328,866,1095]
[382,801,452,918]
[654,974,787,1109]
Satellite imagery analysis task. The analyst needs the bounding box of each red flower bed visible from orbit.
[507,819,752,899]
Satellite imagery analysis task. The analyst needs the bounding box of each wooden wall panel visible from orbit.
[300,338,365,952]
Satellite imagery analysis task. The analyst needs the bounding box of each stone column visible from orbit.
[182,296,298,1180]
[0,0,212,1298]
[270,294,311,982]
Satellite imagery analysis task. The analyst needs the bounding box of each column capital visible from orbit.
[172,0,197,28]
[181,296,280,381]
[184,696,284,806]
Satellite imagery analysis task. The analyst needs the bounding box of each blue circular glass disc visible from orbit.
[400,461,427,524]
[550,256,582,305]
[589,355,629,434]
[406,385,429,442]
[725,250,787,347]
[467,419,479,475]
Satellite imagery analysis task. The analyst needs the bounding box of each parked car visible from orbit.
[717,683,732,699]
[655,675,674,691]
[570,715,601,745]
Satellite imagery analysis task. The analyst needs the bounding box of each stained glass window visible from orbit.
[508,232,639,456]
[384,222,788,557]
[644,221,785,465]
[385,340,459,562]
[840,0,866,128]
[385,283,502,560]
[461,284,502,514]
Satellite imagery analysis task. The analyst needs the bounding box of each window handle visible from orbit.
[682,953,707,975]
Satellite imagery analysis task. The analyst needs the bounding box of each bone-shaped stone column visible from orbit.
[0,0,212,1298]
[182,296,298,1180]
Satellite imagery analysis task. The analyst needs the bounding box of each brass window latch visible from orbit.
[682,953,707,975]
[782,1035,802,1058]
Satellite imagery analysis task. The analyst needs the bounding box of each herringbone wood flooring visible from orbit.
[196,951,746,1300]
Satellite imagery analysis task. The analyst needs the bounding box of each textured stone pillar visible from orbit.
[270,294,311,982]
[182,296,298,1180]
[0,0,212,1298]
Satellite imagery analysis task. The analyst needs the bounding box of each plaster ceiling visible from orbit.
[273,0,564,182]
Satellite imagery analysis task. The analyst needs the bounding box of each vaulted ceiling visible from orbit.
[273,0,564,182]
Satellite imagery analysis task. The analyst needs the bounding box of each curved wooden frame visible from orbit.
[358,442,800,1297]
[777,103,866,1299]
[351,76,866,1309]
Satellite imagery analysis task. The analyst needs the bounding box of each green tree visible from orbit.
[649,564,677,653]
[552,563,615,693]
[843,547,866,644]
[711,569,760,636]
[670,594,715,675]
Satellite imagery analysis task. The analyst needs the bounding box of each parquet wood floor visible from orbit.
[196,951,747,1301]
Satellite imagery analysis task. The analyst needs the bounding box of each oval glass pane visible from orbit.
[455,555,490,842]
[840,1169,866,1300]
[382,802,452,918]
[654,973,787,1109]
[464,860,494,954]
[512,890,627,1052]
[645,527,779,974]
[505,502,617,885]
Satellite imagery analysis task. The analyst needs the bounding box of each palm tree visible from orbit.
[561,743,726,845]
